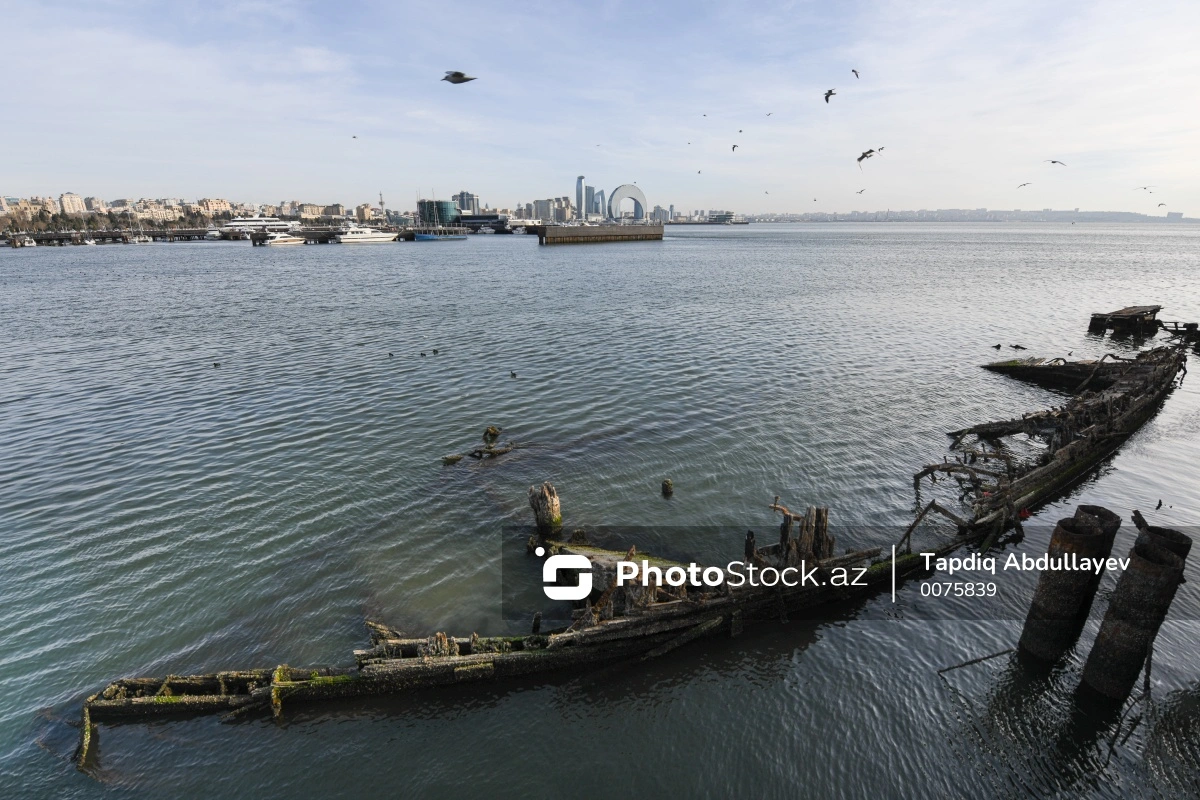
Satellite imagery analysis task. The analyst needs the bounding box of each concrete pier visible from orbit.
[536,224,663,245]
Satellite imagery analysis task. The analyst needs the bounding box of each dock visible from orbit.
[1088,305,1164,335]
[536,224,663,245]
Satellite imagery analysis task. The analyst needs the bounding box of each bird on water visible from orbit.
[213,362,220,367]
[992,344,1002,350]
[1010,344,1027,350]
[432,348,439,354]
[824,89,836,103]
[510,371,517,378]
[442,71,476,84]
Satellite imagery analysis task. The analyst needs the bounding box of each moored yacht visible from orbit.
[262,231,305,246]
[334,225,396,243]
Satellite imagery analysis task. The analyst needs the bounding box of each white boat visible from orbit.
[222,216,300,234]
[262,231,305,246]
[19,236,36,247]
[334,225,396,244]
[130,233,152,244]
[82,238,97,246]
[205,228,222,240]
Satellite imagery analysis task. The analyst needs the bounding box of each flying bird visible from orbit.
[856,149,875,169]
[824,89,836,103]
[352,135,357,139]
[852,69,860,78]
[856,189,866,194]
[1156,499,1163,510]
[1017,182,1032,188]
[1044,160,1066,166]
[442,71,476,84]
[732,145,738,152]
[738,129,743,133]
[697,170,701,174]
[877,147,885,152]
[766,112,773,116]
[1134,186,1154,191]
[1158,203,1167,207]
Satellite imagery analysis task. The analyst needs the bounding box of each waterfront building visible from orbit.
[323,204,346,217]
[418,199,459,226]
[84,197,107,212]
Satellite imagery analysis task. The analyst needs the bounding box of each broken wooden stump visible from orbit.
[1081,535,1188,699]
[529,482,562,536]
[1018,508,1120,662]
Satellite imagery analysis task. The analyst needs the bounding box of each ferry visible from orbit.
[334,225,396,244]
[222,216,301,234]
[262,231,306,246]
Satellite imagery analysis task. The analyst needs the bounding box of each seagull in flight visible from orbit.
[824,89,836,103]
[766,112,773,116]
[732,145,738,152]
[1158,203,1167,207]
[1044,159,1066,166]
[856,189,866,194]
[1017,182,1032,188]
[856,149,875,169]
[1134,186,1155,191]
[442,71,476,84]
[852,69,860,79]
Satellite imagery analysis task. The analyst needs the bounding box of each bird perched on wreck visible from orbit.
[442,71,476,84]
[824,89,836,103]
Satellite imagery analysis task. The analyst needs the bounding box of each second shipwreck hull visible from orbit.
[916,346,1187,533]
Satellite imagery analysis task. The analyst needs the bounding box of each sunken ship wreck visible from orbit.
[75,339,1190,767]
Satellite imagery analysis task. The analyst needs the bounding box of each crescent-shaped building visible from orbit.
[607,184,647,220]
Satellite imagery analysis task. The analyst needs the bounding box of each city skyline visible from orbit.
[4,0,1198,216]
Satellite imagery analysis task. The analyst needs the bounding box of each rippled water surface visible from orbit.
[3,224,1199,798]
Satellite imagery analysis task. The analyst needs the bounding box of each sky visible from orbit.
[5,0,1199,215]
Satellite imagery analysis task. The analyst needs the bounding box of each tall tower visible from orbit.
[576,176,585,223]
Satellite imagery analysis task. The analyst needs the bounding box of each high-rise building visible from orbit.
[59,193,87,215]
[595,190,606,218]
[575,177,585,222]
[84,197,107,212]
[453,191,480,215]
[584,186,595,217]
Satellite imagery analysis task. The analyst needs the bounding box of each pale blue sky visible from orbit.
[5,0,1198,214]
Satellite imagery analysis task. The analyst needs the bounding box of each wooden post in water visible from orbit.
[1018,511,1117,662]
[529,482,562,536]
[1081,535,1188,699]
